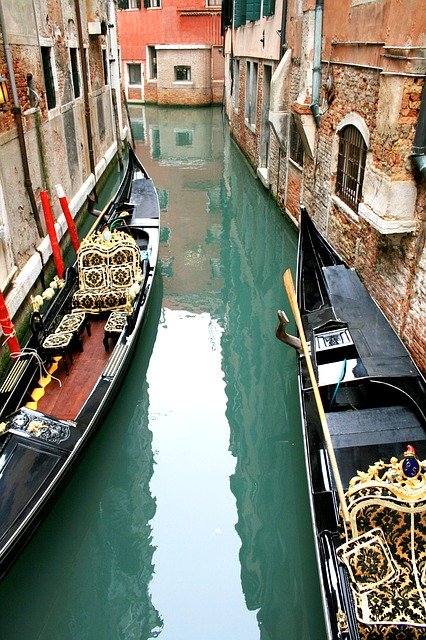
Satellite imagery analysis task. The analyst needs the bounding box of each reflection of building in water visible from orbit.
[220,137,323,638]
[68,279,164,638]
[131,106,225,317]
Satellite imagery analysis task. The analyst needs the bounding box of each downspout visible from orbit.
[411,79,426,180]
[279,0,288,60]
[310,0,323,127]
[74,0,97,199]
[0,2,44,237]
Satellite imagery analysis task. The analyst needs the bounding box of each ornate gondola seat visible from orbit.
[337,449,426,638]
[30,311,83,375]
[72,229,143,314]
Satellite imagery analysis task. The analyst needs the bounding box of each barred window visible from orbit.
[41,46,56,110]
[174,66,191,82]
[336,125,367,211]
[148,46,157,80]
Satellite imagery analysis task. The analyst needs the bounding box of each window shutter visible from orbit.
[144,0,150,7]
[136,0,141,7]
[118,0,129,9]
[234,0,242,27]
[246,0,253,21]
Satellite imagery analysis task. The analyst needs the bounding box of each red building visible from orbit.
[117,0,223,105]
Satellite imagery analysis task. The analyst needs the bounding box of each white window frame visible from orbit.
[245,60,258,129]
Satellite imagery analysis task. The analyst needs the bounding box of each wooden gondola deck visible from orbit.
[33,317,110,421]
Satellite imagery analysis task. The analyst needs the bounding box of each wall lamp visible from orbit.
[0,76,10,105]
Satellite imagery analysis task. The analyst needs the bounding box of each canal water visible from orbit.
[0,106,325,639]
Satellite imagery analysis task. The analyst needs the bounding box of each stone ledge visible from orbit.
[257,167,269,188]
[358,203,417,234]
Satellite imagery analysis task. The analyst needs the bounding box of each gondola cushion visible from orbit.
[72,230,142,313]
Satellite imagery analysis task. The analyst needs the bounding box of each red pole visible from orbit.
[0,291,20,355]
[40,190,65,279]
[55,184,80,253]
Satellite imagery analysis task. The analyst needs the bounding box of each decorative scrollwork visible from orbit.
[348,447,426,502]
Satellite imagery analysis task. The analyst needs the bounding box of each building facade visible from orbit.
[0,0,124,332]
[223,0,426,373]
[117,0,224,105]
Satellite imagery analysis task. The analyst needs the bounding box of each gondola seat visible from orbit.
[72,229,143,314]
[337,453,426,638]
[30,311,83,375]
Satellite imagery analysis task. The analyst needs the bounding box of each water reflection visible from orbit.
[132,105,325,639]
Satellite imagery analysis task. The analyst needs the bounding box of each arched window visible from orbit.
[336,125,367,211]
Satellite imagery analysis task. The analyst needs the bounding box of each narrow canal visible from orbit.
[0,106,325,639]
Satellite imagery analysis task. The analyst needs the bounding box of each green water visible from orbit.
[0,106,325,639]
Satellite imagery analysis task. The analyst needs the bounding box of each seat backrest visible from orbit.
[76,229,141,293]
[30,311,47,347]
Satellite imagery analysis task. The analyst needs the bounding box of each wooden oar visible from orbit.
[283,268,350,524]
[86,199,112,238]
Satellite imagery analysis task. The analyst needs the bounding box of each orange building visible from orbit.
[117,0,224,105]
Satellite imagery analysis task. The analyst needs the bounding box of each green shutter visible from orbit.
[144,0,150,7]
[246,0,260,21]
[234,0,242,27]
[118,0,128,9]
[240,0,246,24]
[263,0,270,16]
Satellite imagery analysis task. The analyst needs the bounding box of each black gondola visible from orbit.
[278,206,426,639]
[0,147,160,580]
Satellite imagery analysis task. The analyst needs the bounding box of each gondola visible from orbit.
[0,147,160,580]
[278,206,426,639]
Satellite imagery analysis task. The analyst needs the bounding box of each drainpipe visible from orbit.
[279,0,288,60]
[74,0,97,199]
[0,2,44,237]
[310,0,323,127]
[411,80,426,180]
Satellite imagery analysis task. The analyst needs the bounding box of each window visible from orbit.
[102,49,109,85]
[175,130,193,146]
[174,66,191,82]
[289,115,304,167]
[232,58,240,110]
[336,125,367,211]
[41,46,56,110]
[118,0,141,9]
[262,0,276,17]
[69,48,80,99]
[144,0,161,7]
[245,60,258,127]
[128,63,142,85]
[147,46,157,80]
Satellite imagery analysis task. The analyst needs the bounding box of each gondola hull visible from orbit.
[0,147,160,580]
[288,207,426,639]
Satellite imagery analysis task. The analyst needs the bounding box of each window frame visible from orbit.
[69,47,81,99]
[174,66,191,82]
[147,46,157,80]
[232,58,240,111]
[289,115,304,168]
[118,0,141,9]
[40,46,57,110]
[127,63,142,86]
[245,59,258,129]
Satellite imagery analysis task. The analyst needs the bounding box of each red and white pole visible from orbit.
[0,291,20,355]
[40,190,65,279]
[55,184,80,253]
